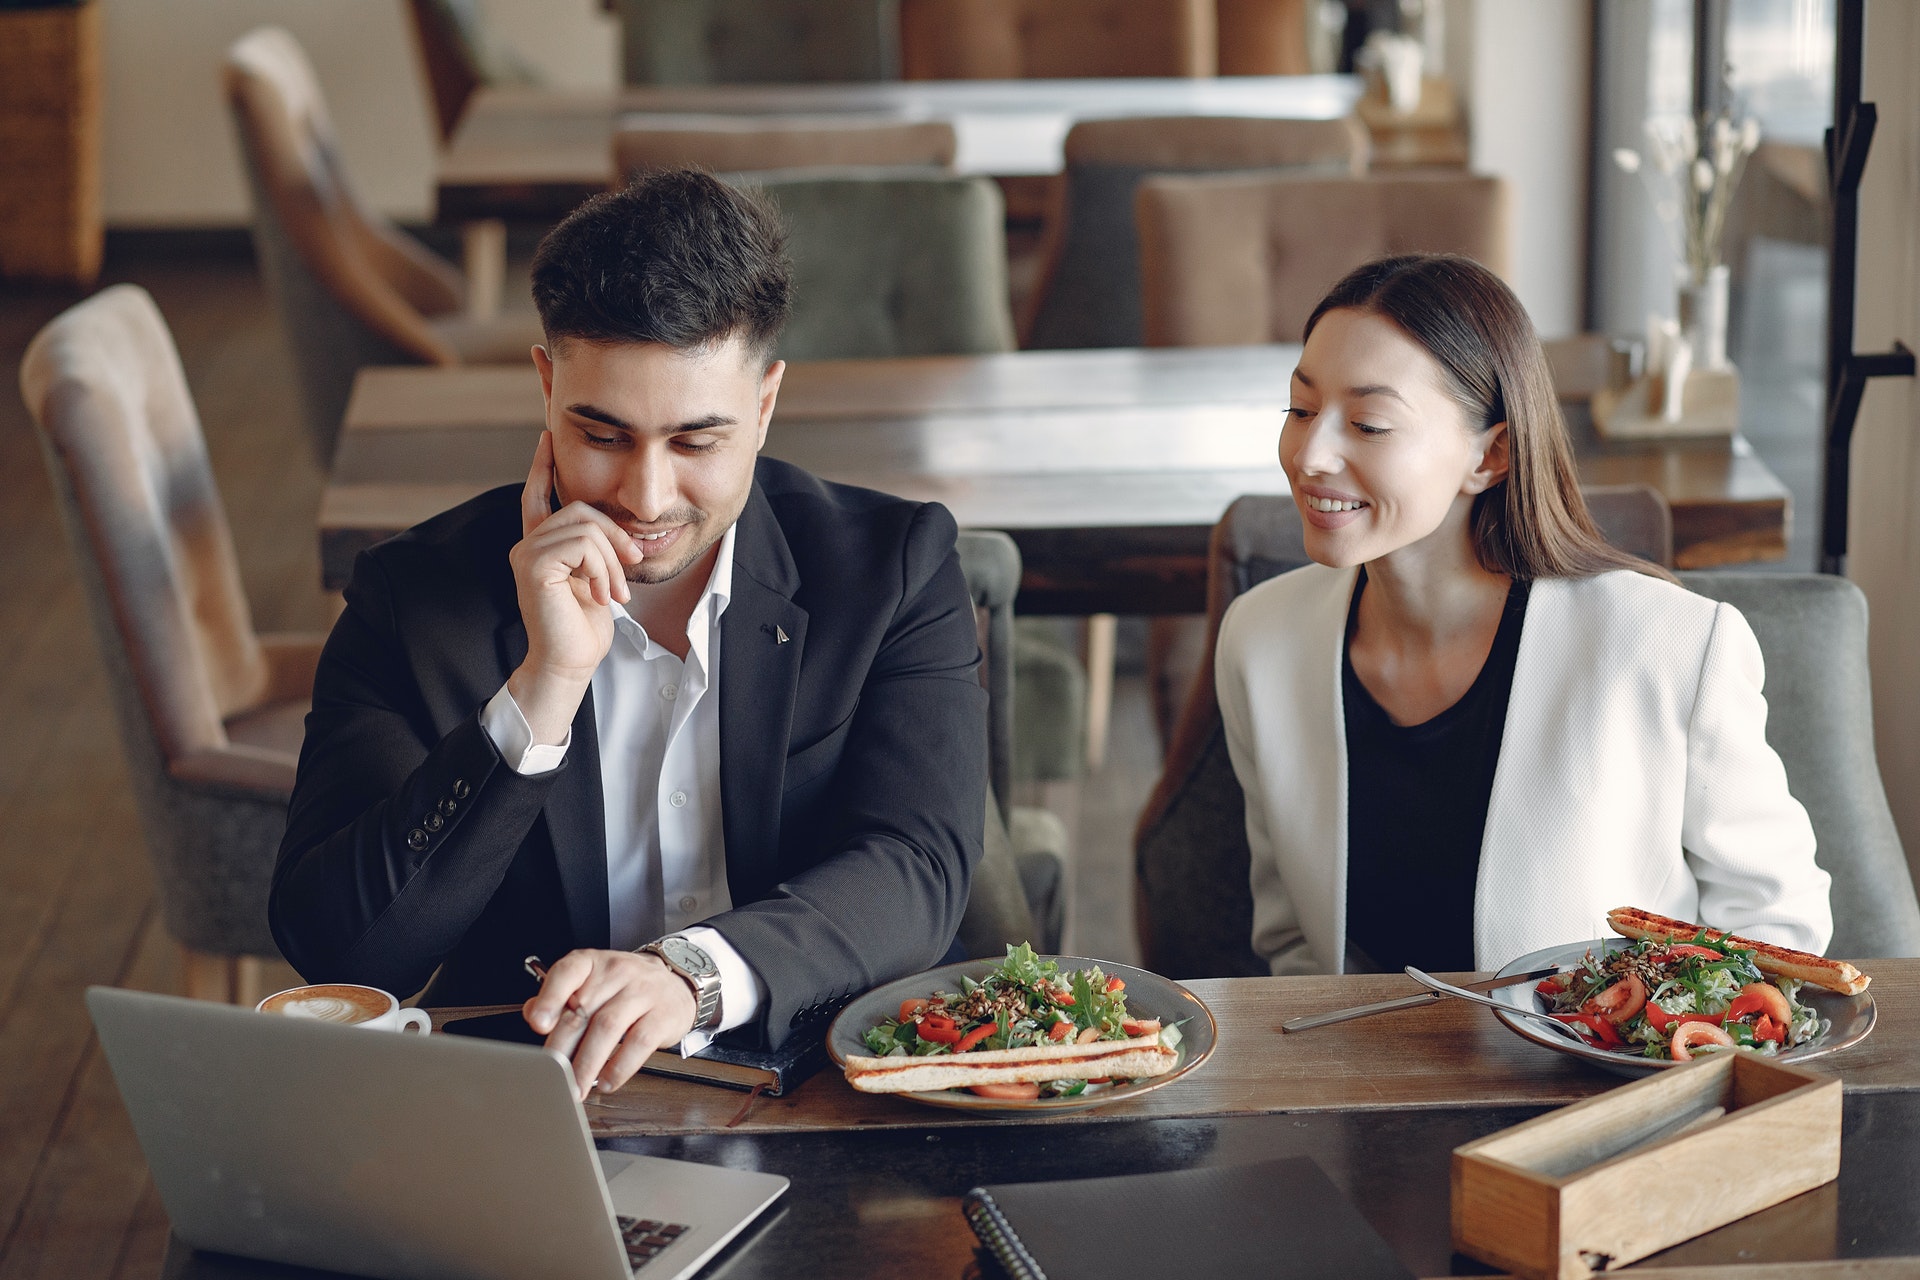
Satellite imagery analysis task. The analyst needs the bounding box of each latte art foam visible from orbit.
[259,984,390,1024]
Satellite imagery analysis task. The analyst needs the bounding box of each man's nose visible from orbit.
[618,444,679,522]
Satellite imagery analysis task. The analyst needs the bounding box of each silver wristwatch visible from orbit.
[639,935,722,1032]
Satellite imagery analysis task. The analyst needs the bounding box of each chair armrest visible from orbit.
[257,632,327,704]
[170,743,299,803]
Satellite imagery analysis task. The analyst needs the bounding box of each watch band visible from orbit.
[639,937,723,1032]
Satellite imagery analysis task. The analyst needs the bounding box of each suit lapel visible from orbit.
[497,612,611,949]
[719,483,807,903]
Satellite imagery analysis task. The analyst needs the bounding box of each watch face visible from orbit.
[662,936,717,978]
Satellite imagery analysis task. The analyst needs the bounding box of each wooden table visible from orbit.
[161,964,1920,1279]
[319,345,1792,609]
[438,77,1365,222]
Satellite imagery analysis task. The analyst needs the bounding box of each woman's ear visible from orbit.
[1464,421,1511,495]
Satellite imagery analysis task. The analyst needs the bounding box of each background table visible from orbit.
[437,77,1365,223]
[319,346,1792,609]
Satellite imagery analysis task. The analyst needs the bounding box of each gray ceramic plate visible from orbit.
[826,955,1218,1114]
[1488,937,1876,1078]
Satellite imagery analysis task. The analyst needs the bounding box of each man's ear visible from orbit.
[1465,421,1511,495]
[532,344,556,413]
[755,358,785,449]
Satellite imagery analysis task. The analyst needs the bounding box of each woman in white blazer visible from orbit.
[1215,254,1831,977]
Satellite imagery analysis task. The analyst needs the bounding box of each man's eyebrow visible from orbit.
[565,404,738,433]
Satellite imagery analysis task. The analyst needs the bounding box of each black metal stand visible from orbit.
[1819,0,1916,576]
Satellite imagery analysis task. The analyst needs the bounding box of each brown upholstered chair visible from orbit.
[19,286,324,1004]
[614,116,957,183]
[900,0,1216,79]
[224,27,542,465]
[402,0,540,142]
[1134,487,1675,979]
[1025,114,1368,348]
[1215,0,1310,75]
[1136,171,1511,347]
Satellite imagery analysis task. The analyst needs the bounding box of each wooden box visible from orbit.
[1451,1054,1840,1279]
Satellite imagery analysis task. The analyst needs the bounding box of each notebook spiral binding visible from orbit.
[962,1189,1047,1280]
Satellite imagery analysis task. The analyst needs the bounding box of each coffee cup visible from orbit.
[255,983,430,1034]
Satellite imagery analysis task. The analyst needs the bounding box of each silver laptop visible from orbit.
[86,986,787,1280]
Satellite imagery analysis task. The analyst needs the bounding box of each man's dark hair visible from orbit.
[530,168,791,359]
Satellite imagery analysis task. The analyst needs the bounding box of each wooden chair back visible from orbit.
[1215,0,1311,75]
[900,0,1216,79]
[1137,171,1510,346]
[616,116,956,182]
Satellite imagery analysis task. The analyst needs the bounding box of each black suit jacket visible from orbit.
[271,458,987,1047]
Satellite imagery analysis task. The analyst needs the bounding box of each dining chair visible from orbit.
[747,171,1017,361]
[1024,115,1368,349]
[1135,171,1511,347]
[616,0,896,85]
[1215,0,1311,75]
[1130,488,1920,981]
[223,27,543,465]
[615,116,957,184]
[955,531,1069,955]
[899,0,1216,79]
[402,0,541,143]
[19,285,324,1004]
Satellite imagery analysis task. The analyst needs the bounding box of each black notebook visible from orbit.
[440,1007,832,1096]
[963,1156,1413,1280]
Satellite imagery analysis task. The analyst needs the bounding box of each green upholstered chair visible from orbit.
[747,171,1017,362]
[954,532,1070,956]
[1025,115,1368,349]
[616,0,896,85]
[1136,491,1916,978]
[20,286,320,1004]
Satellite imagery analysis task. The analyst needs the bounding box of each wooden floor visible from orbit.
[0,241,1161,1278]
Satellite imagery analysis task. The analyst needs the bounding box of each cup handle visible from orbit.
[398,1007,432,1035]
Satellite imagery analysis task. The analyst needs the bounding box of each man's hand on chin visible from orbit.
[523,949,698,1101]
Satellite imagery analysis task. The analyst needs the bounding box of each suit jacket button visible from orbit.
[439,798,457,816]
[424,813,444,832]
[406,829,429,851]
[451,779,470,799]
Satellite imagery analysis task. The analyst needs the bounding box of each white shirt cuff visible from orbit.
[480,684,570,775]
[674,925,768,1057]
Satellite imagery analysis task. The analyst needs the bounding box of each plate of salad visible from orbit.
[1485,933,1876,1077]
[827,944,1218,1113]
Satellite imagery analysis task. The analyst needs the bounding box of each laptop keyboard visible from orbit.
[617,1217,691,1272]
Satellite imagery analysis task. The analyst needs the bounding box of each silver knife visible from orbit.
[1279,965,1562,1033]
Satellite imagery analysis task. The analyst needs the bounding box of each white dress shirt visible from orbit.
[480,523,767,1054]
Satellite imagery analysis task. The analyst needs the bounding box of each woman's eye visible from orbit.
[1353,421,1389,436]
[1286,407,1315,421]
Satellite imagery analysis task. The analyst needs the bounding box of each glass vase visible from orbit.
[1678,263,1731,371]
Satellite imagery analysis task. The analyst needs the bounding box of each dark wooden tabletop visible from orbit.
[436,78,1366,220]
[158,1095,1920,1280]
[319,345,1790,611]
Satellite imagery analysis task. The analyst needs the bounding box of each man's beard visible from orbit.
[586,502,713,585]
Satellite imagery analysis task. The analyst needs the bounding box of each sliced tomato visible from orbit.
[1051,989,1076,1006]
[899,998,929,1024]
[953,1023,995,1053]
[1751,1014,1787,1045]
[1535,974,1572,997]
[1726,982,1792,1026]
[1552,1012,1623,1047]
[967,1082,1041,1100]
[1047,1019,1074,1042]
[1645,1002,1726,1034]
[1084,1077,1111,1085]
[1104,977,1125,993]
[1669,1021,1737,1061]
[1582,973,1650,1026]
[1120,1018,1161,1037]
[1659,944,1725,961]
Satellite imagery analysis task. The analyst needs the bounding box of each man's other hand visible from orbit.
[505,430,643,744]
[523,948,698,1100]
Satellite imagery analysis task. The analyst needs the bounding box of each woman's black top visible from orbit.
[1342,576,1530,974]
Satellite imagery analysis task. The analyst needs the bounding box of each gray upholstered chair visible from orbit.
[616,0,895,85]
[1136,171,1511,347]
[955,531,1069,955]
[747,171,1017,361]
[616,116,957,184]
[1135,492,1915,978]
[1025,115,1368,349]
[19,286,322,1003]
[224,27,543,465]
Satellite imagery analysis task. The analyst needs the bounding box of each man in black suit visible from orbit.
[272,171,986,1099]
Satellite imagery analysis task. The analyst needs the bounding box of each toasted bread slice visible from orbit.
[1606,906,1869,995]
[846,1039,1178,1094]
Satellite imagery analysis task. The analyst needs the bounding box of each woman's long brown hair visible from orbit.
[1303,254,1674,583]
